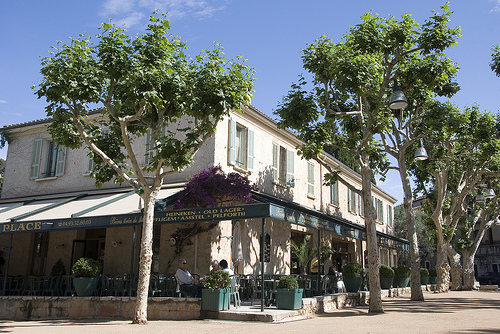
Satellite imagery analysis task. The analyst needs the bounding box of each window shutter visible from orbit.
[228,118,236,165]
[272,143,278,182]
[30,138,43,179]
[330,182,339,205]
[307,162,314,196]
[144,130,152,166]
[55,145,67,176]
[286,149,294,187]
[247,128,254,171]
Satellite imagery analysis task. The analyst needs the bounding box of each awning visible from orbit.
[0,187,183,234]
[0,188,408,250]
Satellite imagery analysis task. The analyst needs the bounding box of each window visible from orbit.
[348,188,363,215]
[144,127,166,167]
[386,204,393,227]
[330,181,339,206]
[228,119,254,171]
[372,197,384,223]
[307,162,315,197]
[272,142,295,187]
[30,138,67,179]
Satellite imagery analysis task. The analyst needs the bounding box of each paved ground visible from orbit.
[1,290,499,334]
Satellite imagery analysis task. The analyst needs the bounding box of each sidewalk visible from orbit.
[1,290,499,334]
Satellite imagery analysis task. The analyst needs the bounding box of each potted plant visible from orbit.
[276,275,303,310]
[202,270,232,311]
[379,265,394,289]
[420,268,429,285]
[342,262,364,292]
[394,265,411,288]
[428,268,437,284]
[71,257,102,297]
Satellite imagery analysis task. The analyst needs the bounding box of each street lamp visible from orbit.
[388,79,408,110]
[484,183,496,199]
[414,138,428,161]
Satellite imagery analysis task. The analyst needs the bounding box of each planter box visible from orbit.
[202,288,229,311]
[343,277,362,292]
[73,277,99,297]
[428,276,437,284]
[421,276,429,285]
[276,288,303,310]
[380,277,393,289]
[396,277,410,288]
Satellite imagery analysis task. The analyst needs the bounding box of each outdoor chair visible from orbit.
[229,274,241,308]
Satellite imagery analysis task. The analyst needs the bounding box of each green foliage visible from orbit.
[33,12,254,188]
[203,270,231,289]
[379,264,395,278]
[277,275,299,289]
[290,235,315,275]
[491,44,500,77]
[428,268,437,277]
[342,262,364,278]
[395,265,411,278]
[71,257,102,277]
[50,258,66,276]
[420,268,429,277]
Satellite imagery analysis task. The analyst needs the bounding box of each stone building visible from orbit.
[0,105,406,283]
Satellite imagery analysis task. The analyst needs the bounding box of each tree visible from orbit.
[0,158,5,196]
[453,192,500,290]
[290,235,315,275]
[275,4,460,312]
[33,13,254,324]
[490,44,500,77]
[412,103,500,291]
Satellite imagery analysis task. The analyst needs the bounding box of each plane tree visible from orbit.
[32,13,254,323]
[412,103,500,291]
[274,5,460,311]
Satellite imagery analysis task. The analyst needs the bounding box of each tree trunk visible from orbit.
[447,244,463,291]
[361,161,383,313]
[435,240,450,293]
[400,163,424,301]
[133,194,155,324]
[461,249,476,290]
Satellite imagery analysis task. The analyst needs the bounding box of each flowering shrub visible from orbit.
[170,165,257,256]
[174,165,257,209]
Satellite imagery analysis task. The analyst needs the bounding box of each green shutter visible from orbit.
[272,143,278,182]
[247,128,254,171]
[54,145,67,176]
[286,149,294,187]
[30,138,43,179]
[228,118,236,165]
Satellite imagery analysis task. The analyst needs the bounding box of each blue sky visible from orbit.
[1,0,499,203]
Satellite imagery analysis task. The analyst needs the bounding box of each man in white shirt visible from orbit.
[175,258,202,297]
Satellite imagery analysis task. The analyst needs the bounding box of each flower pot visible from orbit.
[276,288,303,310]
[396,277,410,288]
[202,288,230,311]
[428,276,437,284]
[343,277,362,292]
[420,276,429,285]
[380,277,393,289]
[73,276,99,296]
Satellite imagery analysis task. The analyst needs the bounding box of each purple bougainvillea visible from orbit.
[170,165,257,255]
[174,165,257,209]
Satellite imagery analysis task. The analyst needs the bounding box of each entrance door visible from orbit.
[30,232,49,275]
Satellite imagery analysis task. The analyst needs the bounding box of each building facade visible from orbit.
[0,105,404,283]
